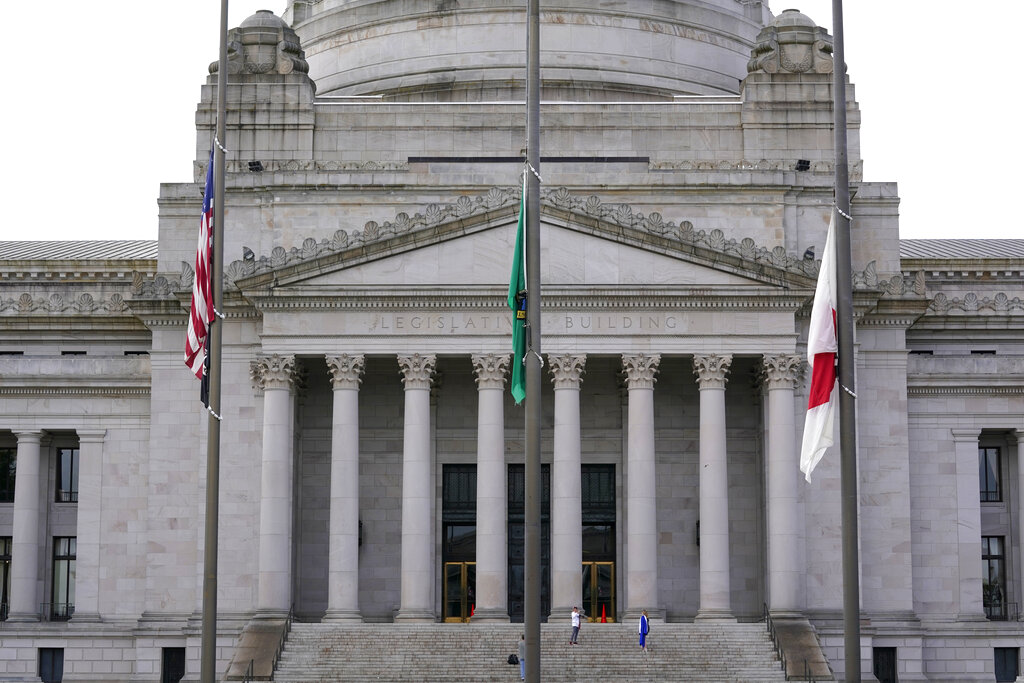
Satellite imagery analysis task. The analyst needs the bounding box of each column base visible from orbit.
[4,612,41,623]
[322,608,363,622]
[694,608,736,622]
[71,611,102,623]
[620,607,665,622]
[395,609,436,622]
[470,608,511,622]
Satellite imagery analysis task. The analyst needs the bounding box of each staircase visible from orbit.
[272,622,790,682]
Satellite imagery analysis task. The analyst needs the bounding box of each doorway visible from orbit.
[443,562,476,622]
[582,561,615,622]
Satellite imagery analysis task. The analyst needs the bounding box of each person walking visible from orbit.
[518,634,526,680]
[638,609,650,652]
[569,606,581,645]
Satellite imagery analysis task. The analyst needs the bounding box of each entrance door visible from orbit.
[443,562,476,622]
[582,561,615,622]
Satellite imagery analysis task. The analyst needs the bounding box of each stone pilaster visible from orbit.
[549,354,586,618]
[252,354,298,616]
[396,353,437,621]
[761,354,803,616]
[471,353,511,621]
[952,428,986,621]
[7,431,43,622]
[693,354,735,621]
[324,354,365,621]
[72,429,108,622]
[622,353,660,619]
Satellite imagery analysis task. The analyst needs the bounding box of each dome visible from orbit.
[284,0,773,101]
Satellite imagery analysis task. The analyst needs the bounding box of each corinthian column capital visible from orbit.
[251,354,297,391]
[622,353,660,389]
[693,354,732,389]
[398,353,436,390]
[326,354,365,390]
[548,354,587,390]
[760,354,803,390]
[472,354,510,390]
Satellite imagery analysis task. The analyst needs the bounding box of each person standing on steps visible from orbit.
[518,633,526,680]
[639,609,650,652]
[570,606,581,645]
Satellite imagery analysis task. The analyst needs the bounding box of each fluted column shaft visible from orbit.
[253,355,298,615]
[623,353,660,618]
[325,354,365,621]
[472,354,511,621]
[693,354,734,621]
[953,428,986,620]
[762,355,803,615]
[8,431,43,622]
[396,353,437,621]
[1017,432,1024,625]
[549,354,586,616]
[73,429,108,622]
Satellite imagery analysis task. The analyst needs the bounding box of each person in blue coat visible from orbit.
[638,610,650,652]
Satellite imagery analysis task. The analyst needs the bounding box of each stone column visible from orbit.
[396,353,437,621]
[693,354,734,621]
[8,430,43,622]
[622,353,660,618]
[761,355,803,616]
[324,354,365,621]
[471,353,511,621]
[549,354,586,618]
[1017,431,1024,624]
[952,428,986,620]
[252,354,298,616]
[72,429,107,622]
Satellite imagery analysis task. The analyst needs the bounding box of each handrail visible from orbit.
[763,603,817,682]
[271,610,293,676]
[242,658,254,683]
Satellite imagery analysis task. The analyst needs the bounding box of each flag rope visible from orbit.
[206,404,223,421]
[213,135,230,154]
[833,202,852,221]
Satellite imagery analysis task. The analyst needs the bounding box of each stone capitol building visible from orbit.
[1,1,1023,681]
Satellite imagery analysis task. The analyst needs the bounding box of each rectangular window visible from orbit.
[56,448,79,503]
[39,648,64,683]
[995,647,1020,682]
[0,447,14,503]
[51,537,76,621]
[983,536,1006,620]
[1,536,11,621]
[161,647,186,683]
[979,446,1001,502]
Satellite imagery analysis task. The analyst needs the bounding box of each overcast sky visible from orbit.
[5,2,1019,243]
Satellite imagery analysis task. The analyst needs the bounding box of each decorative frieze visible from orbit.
[251,354,298,392]
[0,292,130,315]
[760,354,803,389]
[471,354,509,390]
[397,353,436,390]
[693,354,733,389]
[326,354,365,390]
[928,292,1024,314]
[621,353,660,389]
[548,354,586,390]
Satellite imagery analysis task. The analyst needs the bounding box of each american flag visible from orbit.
[185,150,215,381]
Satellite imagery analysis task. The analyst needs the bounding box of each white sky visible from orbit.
[5,2,1020,242]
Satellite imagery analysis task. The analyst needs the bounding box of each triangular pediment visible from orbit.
[227,187,819,293]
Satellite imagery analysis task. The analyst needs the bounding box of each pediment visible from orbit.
[227,186,820,293]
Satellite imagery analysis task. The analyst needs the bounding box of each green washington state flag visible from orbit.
[507,181,527,404]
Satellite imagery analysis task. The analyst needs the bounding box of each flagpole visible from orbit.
[200,1,229,682]
[524,0,542,680]
[831,0,861,680]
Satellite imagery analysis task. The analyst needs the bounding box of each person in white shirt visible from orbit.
[570,606,581,644]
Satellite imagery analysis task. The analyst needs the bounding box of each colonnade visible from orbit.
[248,351,808,622]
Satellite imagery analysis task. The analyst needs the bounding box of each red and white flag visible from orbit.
[800,209,838,482]
[185,151,215,379]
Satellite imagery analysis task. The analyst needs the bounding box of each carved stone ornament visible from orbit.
[0,292,129,315]
[250,354,297,392]
[747,9,833,75]
[211,10,310,77]
[929,292,1024,315]
[397,354,436,390]
[693,354,733,389]
[548,354,587,390]
[471,354,510,390]
[326,354,365,390]
[760,354,803,389]
[622,354,661,389]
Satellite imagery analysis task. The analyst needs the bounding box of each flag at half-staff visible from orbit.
[185,149,215,399]
[800,208,838,482]
[507,173,528,404]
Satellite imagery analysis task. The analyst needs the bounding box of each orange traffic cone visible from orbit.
[601,605,607,623]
